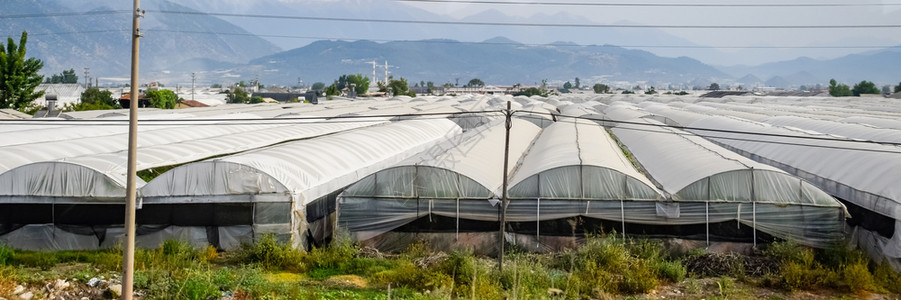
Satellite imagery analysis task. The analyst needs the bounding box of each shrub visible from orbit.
[233,234,305,272]
[0,244,12,265]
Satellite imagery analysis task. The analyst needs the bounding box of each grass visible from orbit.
[1,238,900,299]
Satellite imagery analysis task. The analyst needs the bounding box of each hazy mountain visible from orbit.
[1,0,280,83]
[239,38,728,86]
[719,47,901,87]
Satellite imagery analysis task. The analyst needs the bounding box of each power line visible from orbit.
[148,10,901,29]
[524,111,901,147]
[4,109,901,151]
[144,29,901,49]
[396,0,901,7]
[0,10,130,19]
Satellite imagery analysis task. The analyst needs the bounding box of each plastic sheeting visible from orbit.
[508,120,662,201]
[339,119,542,241]
[141,119,462,249]
[604,111,845,248]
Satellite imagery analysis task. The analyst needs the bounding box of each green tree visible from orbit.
[513,87,547,97]
[346,74,370,95]
[708,83,720,90]
[64,88,119,111]
[622,90,635,94]
[828,79,853,97]
[211,83,222,88]
[645,86,657,95]
[45,69,78,84]
[0,31,45,111]
[574,77,581,89]
[324,83,340,96]
[894,82,901,93]
[851,80,879,96]
[146,89,177,109]
[387,77,414,96]
[311,82,325,93]
[426,81,435,94]
[593,83,609,94]
[226,87,249,104]
[248,96,264,104]
[82,87,117,106]
[563,81,573,90]
[465,78,484,88]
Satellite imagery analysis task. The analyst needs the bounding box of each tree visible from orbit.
[828,79,852,97]
[248,96,264,104]
[465,78,484,88]
[563,81,573,90]
[851,80,879,96]
[513,87,547,97]
[83,87,117,107]
[45,69,78,84]
[574,77,581,89]
[0,31,45,111]
[426,81,435,94]
[226,87,249,103]
[708,83,720,90]
[211,83,222,88]
[895,82,901,93]
[387,77,414,96]
[345,74,370,95]
[324,83,339,96]
[146,89,177,109]
[645,87,657,95]
[64,87,118,111]
[593,83,609,94]
[311,82,325,93]
[622,90,635,94]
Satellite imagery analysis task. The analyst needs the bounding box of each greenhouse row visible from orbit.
[1,94,898,270]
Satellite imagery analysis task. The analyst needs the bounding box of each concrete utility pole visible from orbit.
[191,72,196,101]
[384,60,389,84]
[498,101,513,272]
[122,1,143,299]
[367,61,377,84]
[83,68,90,88]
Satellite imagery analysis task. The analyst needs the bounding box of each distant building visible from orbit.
[34,84,85,108]
[176,99,209,109]
[119,93,151,108]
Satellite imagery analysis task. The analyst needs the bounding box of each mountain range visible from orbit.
[1,0,898,88]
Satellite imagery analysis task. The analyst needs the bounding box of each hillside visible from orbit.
[0,0,281,82]
[246,38,728,86]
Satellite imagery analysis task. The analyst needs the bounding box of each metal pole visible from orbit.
[122,2,142,299]
[498,101,512,272]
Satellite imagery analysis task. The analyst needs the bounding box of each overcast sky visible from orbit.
[400,0,901,61]
[183,0,901,65]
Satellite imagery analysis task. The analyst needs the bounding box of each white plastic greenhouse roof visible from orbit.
[608,115,778,195]
[141,119,462,205]
[406,119,543,196]
[687,116,901,218]
[508,120,662,200]
[762,116,901,144]
[0,114,325,173]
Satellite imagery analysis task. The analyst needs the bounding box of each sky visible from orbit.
[397,0,901,65]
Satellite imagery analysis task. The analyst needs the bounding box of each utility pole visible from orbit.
[123,1,143,299]
[83,68,90,88]
[191,72,196,101]
[384,60,389,85]
[367,61,377,84]
[498,101,512,272]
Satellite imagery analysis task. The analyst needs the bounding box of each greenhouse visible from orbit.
[338,119,542,254]
[0,119,460,250]
[605,108,847,248]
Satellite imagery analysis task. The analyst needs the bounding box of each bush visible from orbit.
[0,244,12,265]
[233,234,305,272]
